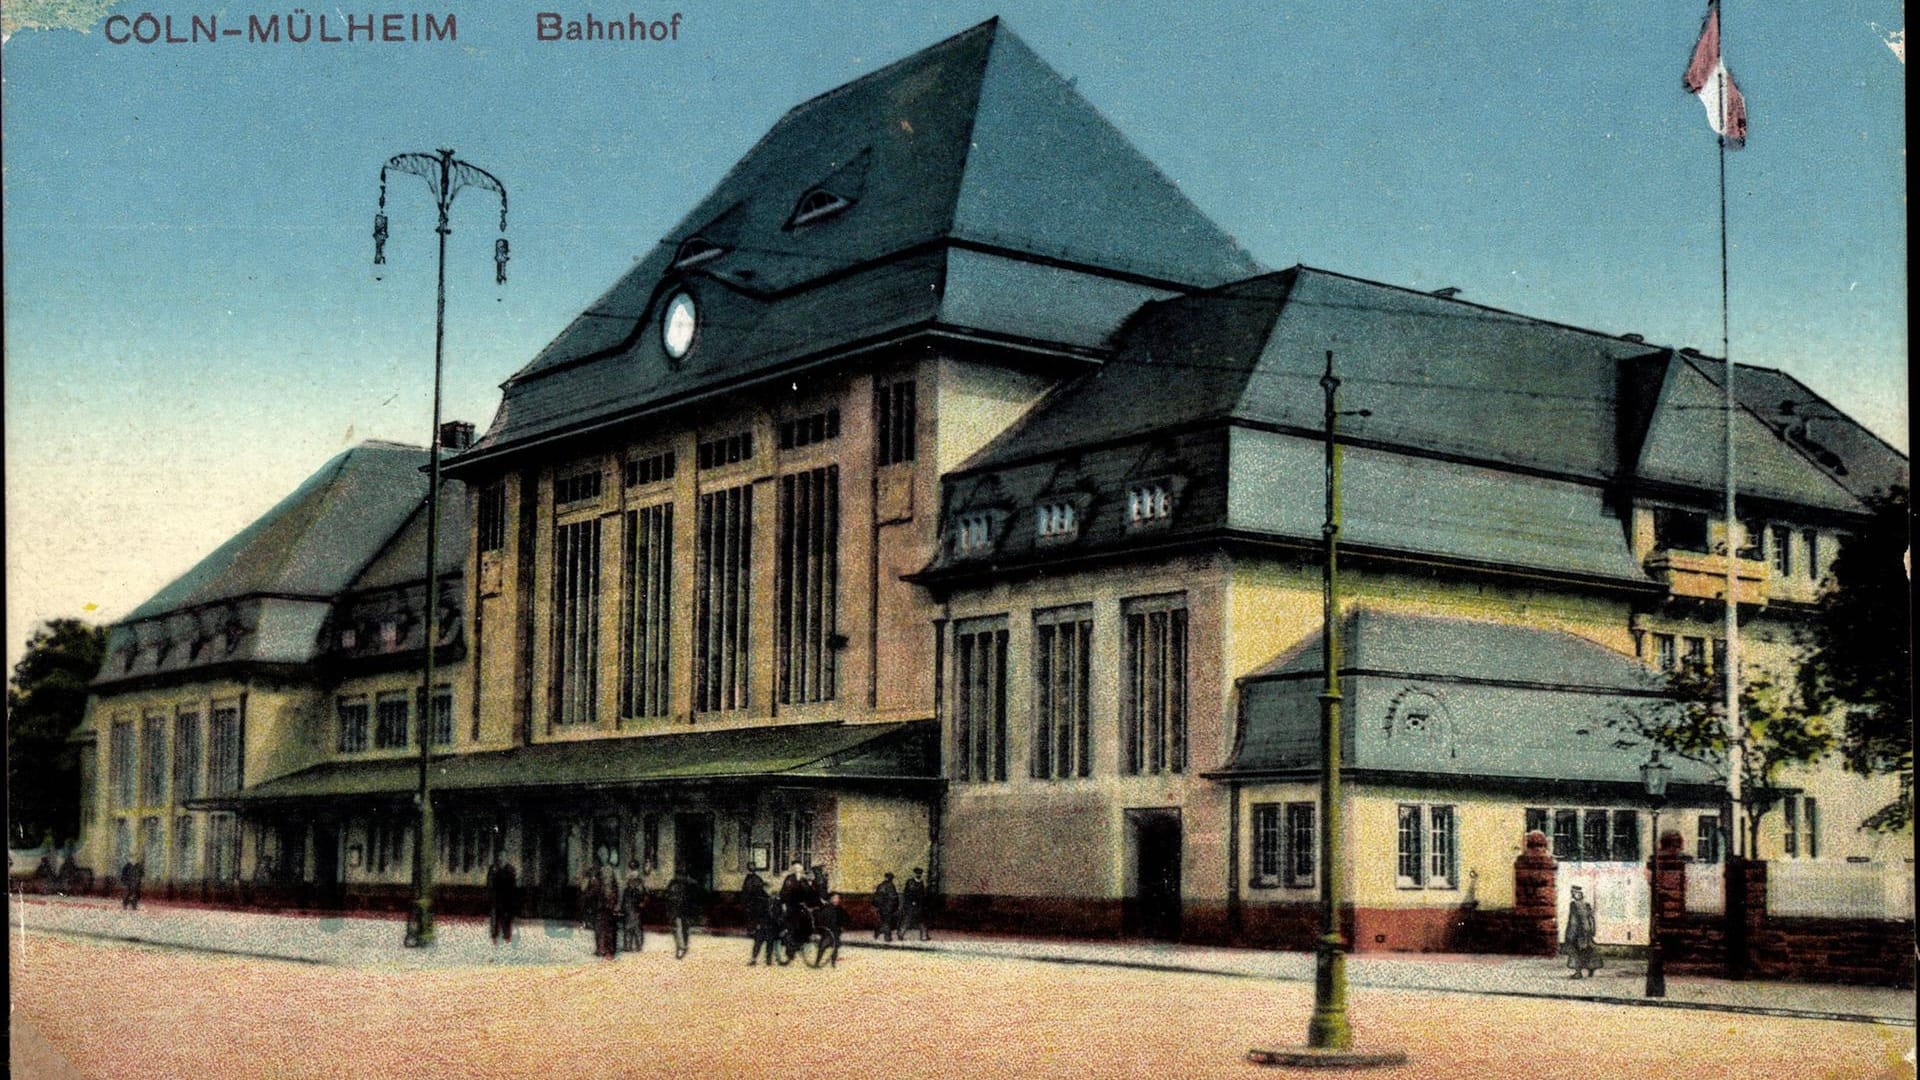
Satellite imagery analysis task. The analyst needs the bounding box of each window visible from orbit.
[1736,516,1765,560]
[1525,807,1549,839]
[1123,596,1187,775]
[554,468,604,507]
[337,697,371,753]
[380,619,400,650]
[874,380,916,466]
[1031,606,1093,780]
[1286,803,1316,888]
[375,693,410,750]
[642,814,661,872]
[1651,507,1709,553]
[773,811,815,871]
[552,517,603,726]
[206,813,240,882]
[140,714,168,806]
[477,481,508,553]
[1397,805,1426,887]
[430,687,454,746]
[695,485,754,712]
[778,409,840,450]
[621,503,674,720]
[1806,797,1819,858]
[1035,501,1078,541]
[673,236,727,268]
[662,291,698,360]
[1581,809,1610,861]
[208,705,242,796]
[172,814,197,881]
[1770,524,1793,576]
[366,819,407,875]
[173,711,203,801]
[1781,795,1817,859]
[1683,636,1706,670]
[113,820,133,874]
[1126,482,1172,526]
[777,467,840,705]
[1782,796,1798,857]
[625,450,676,487]
[442,818,501,875]
[953,618,1009,783]
[1696,814,1722,864]
[1653,633,1676,672]
[788,188,852,228]
[109,720,135,810]
[1712,638,1727,673]
[1397,804,1455,888]
[340,628,358,650]
[955,513,993,555]
[141,816,164,871]
[1802,529,1820,579]
[1610,810,1641,863]
[696,431,754,469]
[1252,804,1283,886]
[1552,809,1579,861]
[737,818,755,872]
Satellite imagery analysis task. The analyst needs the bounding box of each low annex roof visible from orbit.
[209,721,939,805]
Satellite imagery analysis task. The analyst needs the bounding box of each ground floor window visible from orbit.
[1533,806,1640,863]
[1397,804,1456,889]
[1696,814,1722,864]
[140,816,163,871]
[443,818,502,875]
[772,811,814,872]
[1251,801,1316,889]
[953,618,1009,783]
[365,819,407,875]
[206,814,240,882]
[1782,795,1819,859]
[172,814,197,881]
[113,818,133,872]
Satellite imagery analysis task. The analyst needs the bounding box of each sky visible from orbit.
[2,1,1907,673]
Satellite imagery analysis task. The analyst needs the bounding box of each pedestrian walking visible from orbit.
[488,858,519,945]
[580,863,600,932]
[779,862,818,962]
[872,871,900,941]
[621,863,648,953]
[739,870,769,946]
[752,894,785,966]
[1563,885,1602,978]
[121,859,144,910]
[665,870,701,959]
[596,865,622,959]
[813,892,845,967]
[899,866,929,941]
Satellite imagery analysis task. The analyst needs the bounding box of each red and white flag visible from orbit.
[1684,0,1748,148]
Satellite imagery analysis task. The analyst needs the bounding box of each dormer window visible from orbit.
[1035,501,1078,541]
[340,628,358,650]
[787,188,852,228]
[673,237,727,268]
[1126,482,1172,526]
[956,513,994,555]
[380,620,400,650]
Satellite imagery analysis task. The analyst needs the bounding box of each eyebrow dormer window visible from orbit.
[1036,501,1078,541]
[1126,482,1172,526]
[956,513,994,555]
[673,237,727,268]
[787,188,852,228]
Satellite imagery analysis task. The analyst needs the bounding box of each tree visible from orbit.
[1798,486,1912,832]
[1608,661,1834,857]
[7,618,107,848]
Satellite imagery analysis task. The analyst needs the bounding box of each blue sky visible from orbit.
[2,1,1906,666]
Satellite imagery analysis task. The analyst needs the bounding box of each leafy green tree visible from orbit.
[7,618,106,847]
[1610,662,1834,857]
[1798,486,1912,832]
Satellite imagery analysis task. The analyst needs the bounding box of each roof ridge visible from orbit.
[779,18,1000,126]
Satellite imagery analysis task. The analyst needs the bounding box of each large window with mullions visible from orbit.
[1122,594,1187,775]
[1030,605,1092,780]
[953,617,1008,783]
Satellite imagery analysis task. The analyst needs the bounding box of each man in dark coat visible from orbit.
[739,871,769,940]
[872,872,901,941]
[487,859,519,945]
[580,863,601,932]
[596,866,622,959]
[665,870,701,959]
[121,859,144,910]
[899,866,929,941]
[1563,885,1601,978]
[621,863,648,953]
[813,892,846,967]
[753,894,785,966]
[778,862,818,960]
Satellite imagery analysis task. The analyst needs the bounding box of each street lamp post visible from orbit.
[1641,749,1673,998]
[374,148,508,948]
[1249,353,1402,1070]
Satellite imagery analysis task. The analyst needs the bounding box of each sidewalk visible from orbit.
[11,893,1912,1025]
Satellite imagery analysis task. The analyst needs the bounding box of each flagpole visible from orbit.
[1716,1,1744,860]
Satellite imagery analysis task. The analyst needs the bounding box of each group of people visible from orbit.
[868,867,930,943]
[574,860,702,960]
[738,862,846,967]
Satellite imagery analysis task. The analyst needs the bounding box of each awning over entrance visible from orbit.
[202,720,939,807]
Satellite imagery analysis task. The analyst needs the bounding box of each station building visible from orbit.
[75,19,1908,947]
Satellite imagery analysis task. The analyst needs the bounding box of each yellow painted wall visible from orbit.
[834,792,932,894]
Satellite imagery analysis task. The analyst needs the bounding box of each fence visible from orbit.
[1556,861,1649,945]
[1765,859,1915,921]
[1684,860,1725,913]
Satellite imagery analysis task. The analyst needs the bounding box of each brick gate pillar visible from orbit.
[1651,830,1689,923]
[1725,855,1768,980]
[1512,829,1559,956]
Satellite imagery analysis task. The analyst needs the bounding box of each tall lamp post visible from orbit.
[374,149,509,948]
[1249,352,1402,1070]
[1642,749,1673,998]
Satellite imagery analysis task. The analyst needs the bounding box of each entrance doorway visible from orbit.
[674,813,714,892]
[1127,809,1183,941]
[311,824,343,909]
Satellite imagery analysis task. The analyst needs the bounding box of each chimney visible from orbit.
[439,420,475,451]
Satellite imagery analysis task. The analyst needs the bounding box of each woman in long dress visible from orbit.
[1563,885,1601,978]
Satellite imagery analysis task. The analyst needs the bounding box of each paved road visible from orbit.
[11,908,1913,1080]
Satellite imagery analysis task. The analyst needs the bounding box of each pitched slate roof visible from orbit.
[214,720,938,804]
[1224,610,1718,791]
[454,19,1258,467]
